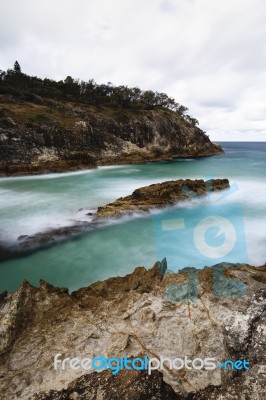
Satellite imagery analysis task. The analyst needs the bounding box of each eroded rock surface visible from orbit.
[0,107,223,176]
[97,178,229,217]
[33,369,180,400]
[0,262,265,399]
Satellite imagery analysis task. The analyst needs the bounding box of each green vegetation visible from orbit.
[0,61,198,126]
[29,113,51,123]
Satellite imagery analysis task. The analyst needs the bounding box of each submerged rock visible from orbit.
[0,262,265,399]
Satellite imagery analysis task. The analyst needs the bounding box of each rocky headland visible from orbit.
[0,94,223,176]
[0,260,265,399]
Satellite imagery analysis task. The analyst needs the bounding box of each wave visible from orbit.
[173,159,195,162]
[97,165,129,170]
[0,168,265,266]
[0,168,95,182]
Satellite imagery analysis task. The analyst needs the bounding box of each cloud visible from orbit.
[0,0,265,141]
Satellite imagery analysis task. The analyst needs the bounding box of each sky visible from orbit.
[0,0,265,141]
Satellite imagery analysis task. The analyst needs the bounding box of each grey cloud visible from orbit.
[159,0,177,13]
[0,0,265,141]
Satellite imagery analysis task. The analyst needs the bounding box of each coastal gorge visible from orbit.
[1,66,264,400]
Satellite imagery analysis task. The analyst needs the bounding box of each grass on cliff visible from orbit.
[0,94,188,132]
[0,64,199,129]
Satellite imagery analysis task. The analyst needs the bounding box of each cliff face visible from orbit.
[0,100,223,176]
[0,262,265,399]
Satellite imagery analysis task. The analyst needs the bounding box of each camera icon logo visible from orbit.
[152,184,248,301]
[193,215,236,259]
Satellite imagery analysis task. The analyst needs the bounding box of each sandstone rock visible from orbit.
[32,369,181,400]
[0,110,223,176]
[96,178,230,217]
[0,262,265,399]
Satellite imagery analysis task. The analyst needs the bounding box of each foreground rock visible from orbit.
[97,178,229,217]
[33,369,179,400]
[0,261,265,399]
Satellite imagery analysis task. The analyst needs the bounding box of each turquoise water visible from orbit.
[0,142,265,292]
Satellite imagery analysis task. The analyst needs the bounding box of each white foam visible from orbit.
[0,167,265,266]
[0,168,95,182]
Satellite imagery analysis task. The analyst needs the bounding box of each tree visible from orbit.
[0,70,6,80]
[13,61,21,73]
[64,75,74,85]
[185,115,199,127]
[176,105,188,115]
[141,90,156,108]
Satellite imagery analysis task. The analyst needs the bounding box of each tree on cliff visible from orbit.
[13,61,21,73]
[0,65,198,127]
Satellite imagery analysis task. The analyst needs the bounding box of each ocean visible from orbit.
[0,141,265,292]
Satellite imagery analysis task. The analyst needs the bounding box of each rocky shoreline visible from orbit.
[0,178,230,261]
[0,260,265,399]
[0,101,223,177]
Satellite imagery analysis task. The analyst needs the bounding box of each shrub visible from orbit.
[29,113,50,123]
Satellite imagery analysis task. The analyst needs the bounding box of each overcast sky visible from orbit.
[0,0,265,141]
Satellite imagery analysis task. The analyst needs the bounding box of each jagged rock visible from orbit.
[0,109,223,176]
[96,178,229,217]
[0,262,265,399]
[0,117,16,128]
[33,369,180,400]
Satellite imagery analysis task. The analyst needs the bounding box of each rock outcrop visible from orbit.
[1,178,230,261]
[33,369,180,400]
[0,98,223,176]
[0,261,265,399]
[97,178,229,217]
